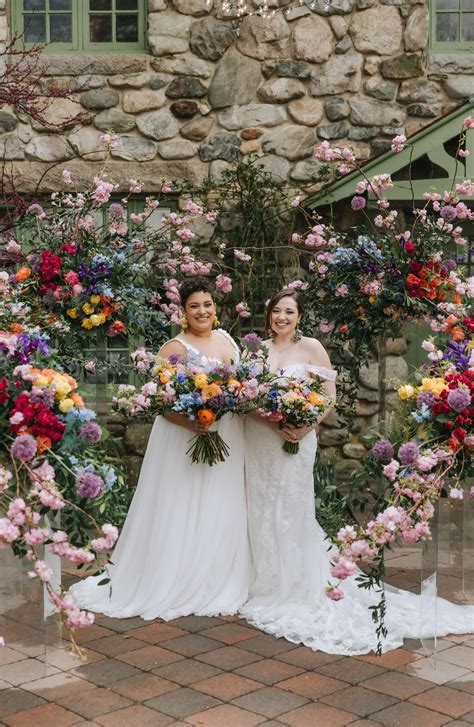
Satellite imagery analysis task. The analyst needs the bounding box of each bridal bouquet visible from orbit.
[259,373,333,455]
[114,352,250,466]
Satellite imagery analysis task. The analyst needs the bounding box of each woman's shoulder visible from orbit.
[302,337,332,367]
[159,338,188,358]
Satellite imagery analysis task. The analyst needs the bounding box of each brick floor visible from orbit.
[1,559,473,727]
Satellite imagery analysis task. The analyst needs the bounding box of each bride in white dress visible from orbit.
[241,288,473,654]
[70,280,250,620]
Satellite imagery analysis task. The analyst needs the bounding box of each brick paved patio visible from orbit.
[1,547,473,726]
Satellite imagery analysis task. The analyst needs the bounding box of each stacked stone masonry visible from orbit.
[1,0,473,192]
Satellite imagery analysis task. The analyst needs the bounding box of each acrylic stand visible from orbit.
[420,478,474,658]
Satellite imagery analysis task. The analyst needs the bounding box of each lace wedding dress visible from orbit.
[70,331,250,620]
[241,363,474,655]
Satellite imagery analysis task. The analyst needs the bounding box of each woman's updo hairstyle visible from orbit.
[265,288,304,332]
[179,278,215,307]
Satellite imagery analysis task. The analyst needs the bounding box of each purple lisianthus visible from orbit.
[351,196,366,211]
[29,387,55,408]
[371,439,394,462]
[398,442,420,465]
[80,422,102,444]
[11,434,37,461]
[416,390,435,409]
[76,472,105,499]
[447,388,471,413]
[440,205,457,221]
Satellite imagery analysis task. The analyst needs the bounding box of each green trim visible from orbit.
[307,99,474,208]
[429,0,474,53]
[12,0,147,53]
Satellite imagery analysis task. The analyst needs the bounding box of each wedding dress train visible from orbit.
[70,333,250,620]
[241,364,474,655]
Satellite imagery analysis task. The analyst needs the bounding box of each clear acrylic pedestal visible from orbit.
[0,546,64,671]
[420,479,474,658]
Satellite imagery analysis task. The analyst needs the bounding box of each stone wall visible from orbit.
[1,0,474,192]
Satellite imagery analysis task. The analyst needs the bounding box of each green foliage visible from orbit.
[313,455,354,537]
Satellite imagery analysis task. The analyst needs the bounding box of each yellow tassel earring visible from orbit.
[181,316,188,330]
[213,315,220,329]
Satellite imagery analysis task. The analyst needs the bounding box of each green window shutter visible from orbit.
[13,0,147,53]
[430,0,474,52]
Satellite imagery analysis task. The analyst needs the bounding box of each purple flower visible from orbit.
[11,434,37,461]
[440,205,457,221]
[29,387,55,408]
[447,388,471,413]
[416,390,435,409]
[351,196,366,211]
[75,472,105,499]
[398,442,420,465]
[80,422,102,444]
[372,439,394,462]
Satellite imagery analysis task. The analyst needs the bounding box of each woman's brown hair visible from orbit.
[265,289,304,333]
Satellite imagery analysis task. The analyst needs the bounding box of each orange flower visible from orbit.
[451,326,465,342]
[445,314,458,328]
[201,383,222,399]
[36,436,52,453]
[108,320,126,336]
[10,323,23,334]
[338,324,348,333]
[197,409,216,425]
[71,392,84,407]
[308,392,325,406]
[15,267,31,282]
[406,274,420,286]
[159,373,170,384]
[452,294,462,305]
[448,436,461,452]
[47,313,58,324]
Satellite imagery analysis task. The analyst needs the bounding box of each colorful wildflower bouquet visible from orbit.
[324,319,473,647]
[259,371,333,454]
[113,334,273,466]
[0,321,130,653]
[298,122,474,359]
[114,353,241,466]
[4,169,218,365]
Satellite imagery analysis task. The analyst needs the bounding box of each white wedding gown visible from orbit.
[241,363,474,655]
[70,332,251,620]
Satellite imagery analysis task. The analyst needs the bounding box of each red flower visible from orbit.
[39,251,62,282]
[453,427,466,441]
[32,407,65,445]
[62,244,76,254]
[107,320,126,337]
[0,377,9,405]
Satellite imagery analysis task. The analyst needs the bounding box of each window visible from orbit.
[430,0,474,51]
[14,0,147,52]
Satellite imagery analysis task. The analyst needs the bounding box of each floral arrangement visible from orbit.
[258,372,333,454]
[0,325,127,653]
[114,352,242,466]
[325,318,473,649]
[295,120,474,361]
[4,167,218,366]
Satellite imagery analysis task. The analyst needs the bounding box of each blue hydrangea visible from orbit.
[66,407,97,423]
[100,464,118,490]
[357,235,382,261]
[329,247,361,266]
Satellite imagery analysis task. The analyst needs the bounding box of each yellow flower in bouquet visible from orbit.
[420,377,447,396]
[59,397,75,413]
[53,379,72,400]
[89,314,102,327]
[32,373,49,388]
[398,384,415,400]
[201,383,222,400]
[82,303,94,315]
[194,374,208,389]
[67,308,78,319]
[82,318,93,329]
[90,294,101,304]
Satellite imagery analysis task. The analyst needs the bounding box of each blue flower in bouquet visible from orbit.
[358,235,382,261]
[410,404,431,423]
[100,464,117,491]
[66,406,97,423]
[329,247,361,267]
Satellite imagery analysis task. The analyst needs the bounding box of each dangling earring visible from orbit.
[213,315,220,329]
[181,316,188,330]
[292,323,302,342]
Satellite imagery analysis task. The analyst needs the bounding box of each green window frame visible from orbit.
[430,0,474,52]
[12,0,147,53]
